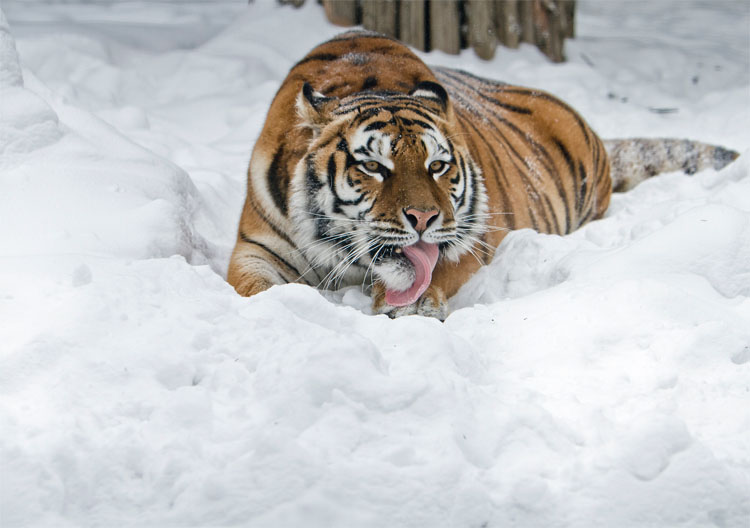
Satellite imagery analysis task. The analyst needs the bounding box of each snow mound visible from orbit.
[0,12,208,263]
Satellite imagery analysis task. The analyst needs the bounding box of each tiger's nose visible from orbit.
[404,208,439,233]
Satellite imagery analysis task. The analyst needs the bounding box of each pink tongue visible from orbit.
[385,241,439,307]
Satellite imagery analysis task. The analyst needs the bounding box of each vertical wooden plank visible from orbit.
[495,0,521,49]
[467,0,497,59]
[519,0,535,44]
[495,0,506,47]
[532,0,564,62]
[429,0,461,54]
[361,0,398,38]
[399,0,426,51]
[532,0,549,58]
[562,0,575,38]
[547,0,564,62]
[322,0,358,26]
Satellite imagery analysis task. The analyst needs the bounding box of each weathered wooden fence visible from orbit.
[280,0,575,62]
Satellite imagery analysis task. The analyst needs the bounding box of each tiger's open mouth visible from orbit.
[381,241,439,306]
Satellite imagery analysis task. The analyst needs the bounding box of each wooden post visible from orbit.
[429,0,461,54]
[361,0,398,38]
[532,0,564,63]
[400,0,426,51]
[467,0,497,59]
[496,0,521,49]
[322,0,358,26]
[562,0,576,38]
[519,0,535,44]
[547,0,565,62]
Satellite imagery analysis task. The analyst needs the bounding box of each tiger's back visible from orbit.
[434,67,612,248]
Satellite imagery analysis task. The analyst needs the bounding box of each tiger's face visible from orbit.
[290,82,487,306]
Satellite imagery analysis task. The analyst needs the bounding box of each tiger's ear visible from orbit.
[296,82,338,135]
[410,81,449,113]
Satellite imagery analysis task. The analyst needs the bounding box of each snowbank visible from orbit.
[1,1,749,526]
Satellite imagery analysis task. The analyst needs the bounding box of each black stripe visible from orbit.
[541,194,562,234]
[465,158,478,216]
[327,153,338,200]
[364,121,389,132]
[586,140,601,211]
[267,145,288,216]
[305,156,323,193]
[497,87,593,147]
[362,76,378,91]
[397,117,434,130]
[245,191,296,248]
[317,132,341,152]
[321,82,347,95]
[577,161,588,218]
[553,137,579,222]
[578,206,595,226]
[382,105,437,121]
[293,53,339,68]
[455,156,467,209]
[327,149,366,213]
[239,232,303,281]
[554,138,576,180]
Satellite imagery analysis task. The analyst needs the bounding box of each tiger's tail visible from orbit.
[604,138,739,192]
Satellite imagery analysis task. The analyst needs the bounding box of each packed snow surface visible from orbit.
[1,1,749,526]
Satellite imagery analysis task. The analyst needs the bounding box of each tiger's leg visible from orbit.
[227,226,311,297]
[372,251,486,320]
[228,188,311,297]
[226,240,286,296]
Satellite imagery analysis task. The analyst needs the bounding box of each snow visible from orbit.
[1,0,749,526]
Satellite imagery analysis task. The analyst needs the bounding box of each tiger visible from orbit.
[227,31,738,320]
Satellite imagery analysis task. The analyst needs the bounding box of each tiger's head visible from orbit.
[290,81,488,307]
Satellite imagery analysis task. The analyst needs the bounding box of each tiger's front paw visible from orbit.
[372,283,448,320]
[414,288,449,320]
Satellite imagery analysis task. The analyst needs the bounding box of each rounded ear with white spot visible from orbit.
[409,81,449,112]
[296,82,338,135]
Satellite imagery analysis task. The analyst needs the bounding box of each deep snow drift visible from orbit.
[1,1,749,527]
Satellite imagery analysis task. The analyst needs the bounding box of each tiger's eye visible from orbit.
[429,160,445,173]
[363,161,380,172]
